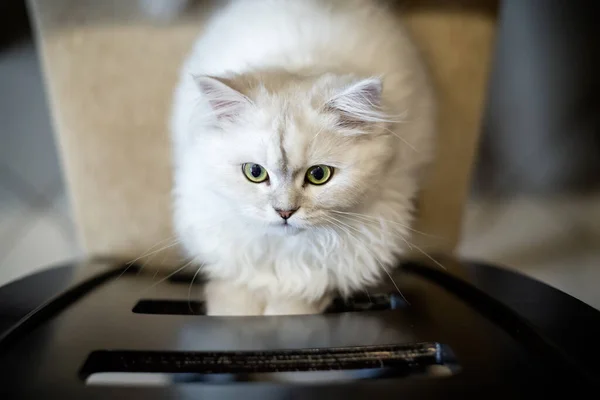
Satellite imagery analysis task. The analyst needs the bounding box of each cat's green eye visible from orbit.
[305,165,333,185]
[242,163,269,183]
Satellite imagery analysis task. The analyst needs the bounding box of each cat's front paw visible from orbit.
[263,296,332,316]
[204,280,264,316]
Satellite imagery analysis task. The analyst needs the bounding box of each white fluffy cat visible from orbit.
[170,0,436,316]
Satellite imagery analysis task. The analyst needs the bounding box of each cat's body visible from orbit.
[170,0,436,315]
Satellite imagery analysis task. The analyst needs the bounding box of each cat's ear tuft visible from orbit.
[193,75,251,122]
[326,77,386,132]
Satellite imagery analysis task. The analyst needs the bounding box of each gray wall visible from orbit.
[474,0,600,196]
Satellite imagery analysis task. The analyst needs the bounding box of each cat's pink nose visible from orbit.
[275,208,298,220]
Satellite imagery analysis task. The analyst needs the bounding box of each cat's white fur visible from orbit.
[170,0,436,315]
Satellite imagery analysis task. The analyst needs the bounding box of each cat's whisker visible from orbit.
[115,236,179,281]
[333,210,444,270]
[322,215,362,255]
[323,215,410,305]
[383,127,417,152]
[329,212,415,252]
[188,263,205,313]
[326,213,404,254]
[330,210,441,239]
[154,246,176,277]
[339,211,443,269]
[126,236,179,266]
[364,289,372,303]
[136,240,181,275]
[312,124,326,140]
[382,268,409,305]
[325,214,365,237]
[405,241,447,270]
[349,218,441,257]
[333,213,404,235]
[140,259,196,293]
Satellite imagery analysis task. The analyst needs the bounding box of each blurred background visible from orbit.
[0,1,598,307]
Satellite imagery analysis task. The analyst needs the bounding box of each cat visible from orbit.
[170,0,436,316]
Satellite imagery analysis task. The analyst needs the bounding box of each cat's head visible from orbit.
[182,71,411,234]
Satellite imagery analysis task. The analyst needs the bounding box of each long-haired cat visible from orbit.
[170,0,436,315]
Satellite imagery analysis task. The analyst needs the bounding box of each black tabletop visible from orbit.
[0,257,598,399]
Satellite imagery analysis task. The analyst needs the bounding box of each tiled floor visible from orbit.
[0,38,598,310]
[0,39,81,285]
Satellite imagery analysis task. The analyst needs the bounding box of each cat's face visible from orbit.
[184,73,396,234]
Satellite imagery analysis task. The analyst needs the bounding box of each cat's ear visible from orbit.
[325,77,386,133]
[193,75,251,122]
